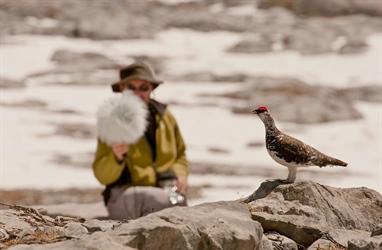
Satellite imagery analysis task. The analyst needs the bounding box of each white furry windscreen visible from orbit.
[97,90,148,146]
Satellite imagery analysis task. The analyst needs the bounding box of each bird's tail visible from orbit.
[328,157,348,167]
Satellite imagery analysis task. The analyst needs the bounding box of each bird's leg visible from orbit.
[284,167,297,183]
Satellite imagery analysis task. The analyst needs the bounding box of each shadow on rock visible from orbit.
[242,179,287,203]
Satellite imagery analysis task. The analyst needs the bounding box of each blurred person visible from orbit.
[92,62,188,220]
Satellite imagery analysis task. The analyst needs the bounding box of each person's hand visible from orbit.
[111,142,129,161]
[176,176,188,194]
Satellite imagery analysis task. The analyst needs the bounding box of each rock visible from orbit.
[168,71,216,82]
[50,49,119,71]
[265,231,298,249]
[167,72,248,83]
[371,224,382,237]
[2,183,382,249]
[285,19,339,54]
[8,233,132,250]
[1,1,161,40]
[63,221,88,236]
[341,85,382,103]
[348,235,382,250]
[217,76,363,123]
[307,238,336,250]
[258,0,382,17]
[110,201,264,250]
[2,201,265,250]
[262,235,273,250]
[308,229,376,249]
[0,78,25,89]
[245,181,382,247]
[227,38,274,53]
[165,8,249,33]
[337,37,368,54]
[81,219,115,233]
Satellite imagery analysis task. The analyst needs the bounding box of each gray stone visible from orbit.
[3,183,382,249]
[50,49,119,71]
[371,224,382,237]
[265,231,298,250]
[309,229,374,249]
[9,233,133,250]
[307,239,335,250]
[227,39,274,53]
[81,219,115,233]
[246,181,382,247]
[262,235,273,250]
[111,201,264,250]
[341,85,382,103]
[258,0,382,16]
[327,229,372,247]
[0,78,25,89]
[64,221,88,236]
[219,76,363,123]
[348,235,382,250]
[3,201,265,250]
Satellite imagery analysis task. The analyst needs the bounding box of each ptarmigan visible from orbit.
[253,106,348,183]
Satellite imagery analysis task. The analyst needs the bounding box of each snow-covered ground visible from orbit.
[1,29,381,206]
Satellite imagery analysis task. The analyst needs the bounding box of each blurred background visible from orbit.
[1,0,381,217]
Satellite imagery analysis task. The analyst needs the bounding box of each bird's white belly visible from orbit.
[267,150,308,169]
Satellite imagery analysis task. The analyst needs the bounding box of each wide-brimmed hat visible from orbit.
[111,62,163,92]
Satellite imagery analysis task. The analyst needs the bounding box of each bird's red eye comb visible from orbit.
[258,106,268,111]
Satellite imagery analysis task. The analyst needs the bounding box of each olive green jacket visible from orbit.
[92,100,188,187]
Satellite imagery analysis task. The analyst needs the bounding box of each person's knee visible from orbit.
[142,187,171,214]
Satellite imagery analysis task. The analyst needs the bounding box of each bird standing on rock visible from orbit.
[252,106,348,183]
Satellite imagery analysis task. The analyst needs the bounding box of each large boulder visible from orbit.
[106,201,264,250]
[3,201,265,250]
[245,180,382,247]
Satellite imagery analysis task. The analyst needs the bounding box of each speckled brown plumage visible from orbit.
[253,106,347,182]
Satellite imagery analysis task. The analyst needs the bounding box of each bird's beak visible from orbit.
[252,109,259,114]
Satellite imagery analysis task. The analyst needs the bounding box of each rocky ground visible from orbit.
[1,181,381,250]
